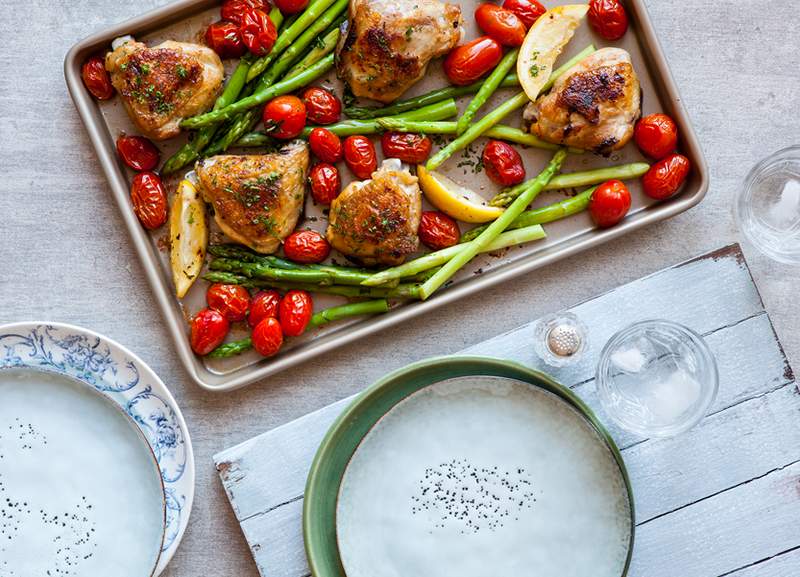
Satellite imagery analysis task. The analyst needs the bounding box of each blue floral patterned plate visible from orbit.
[0,322,195,574]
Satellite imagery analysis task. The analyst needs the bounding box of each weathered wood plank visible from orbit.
[217,311,792,521]
[726,548,800,577]
[232,379,800,576]
[629,461,800,577]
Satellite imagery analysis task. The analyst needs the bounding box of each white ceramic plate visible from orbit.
[0,322,195,574]
[0,368,165,576]
[336,375,632,577]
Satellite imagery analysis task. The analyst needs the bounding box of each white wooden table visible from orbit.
[214,245,799,577]
[2,1,800,576]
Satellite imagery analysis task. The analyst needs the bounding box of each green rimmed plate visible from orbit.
[304,356,634,577]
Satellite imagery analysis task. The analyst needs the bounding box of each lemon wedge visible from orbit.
[517,4,589,102]
[170,179,207,298]
[417,165,505,224]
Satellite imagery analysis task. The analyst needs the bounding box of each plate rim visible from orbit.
[303,355,635,577]
[0,321,195,575]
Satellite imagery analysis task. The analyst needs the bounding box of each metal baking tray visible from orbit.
[65,0,708,392]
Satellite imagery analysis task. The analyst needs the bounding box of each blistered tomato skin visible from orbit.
[380,132,432,164]
[205,20,247,59]
[279,290,313,337]
[309,163,341,205]
[116,135,160,171]
[634,113,678,160]
[239,8,278,56]
[589,179,632,228]
[474,4,527,47]
[502,0,546,28]
[419,211,461,250]
[207,283,251,322]
[81,55,115,100]
[263,95,307,139]
[588,0,629,41]
[302,88,342,125]
[308,128,343,163]
[343,135,378,180]
[275,0,310,14]
[482,140,526,186]
[443,36,503,86]
[252,317,284,357]
[248,290,281,328]
[190,308,230,355]
[221,0,268,23]
[283,230,331,264]
[642,154,691,200]
[130,172,168,229]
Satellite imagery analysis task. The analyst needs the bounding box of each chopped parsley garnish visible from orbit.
[176,64,188,79]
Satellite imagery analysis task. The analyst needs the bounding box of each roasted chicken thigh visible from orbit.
[336,0,463,103]
[195,142,310,254]
[523,47,641,154]
[106,38,224,140]
[327,159,422,266]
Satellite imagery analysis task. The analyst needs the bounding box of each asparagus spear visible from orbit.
[418,149,567,299]
[181,54,335,129]
[344,75,520,120]
[210,258,334,284]
[283,24,341,80]
[489,162,649,207]
[161,56,253,174]
[361,224,547,286]
[461,185,598,242]
[456,48,519,135]
[425,45,597,171]
[246,0,339,82]
[207,299,390,357]
[376,120,565,152]
[300,99,459,137]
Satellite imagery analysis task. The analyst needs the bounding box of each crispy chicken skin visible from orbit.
[106,39,223,140]
[523,48,641,154]
[195,142,310,254]
[336,0,463,103]
[326,159,422,266]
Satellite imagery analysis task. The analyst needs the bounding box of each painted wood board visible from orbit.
[214,244,800,577]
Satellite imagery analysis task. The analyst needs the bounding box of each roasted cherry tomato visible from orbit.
[380,132,432,164]
[81,55,115,100]
[443,36,504,86]
[283,230,331,264]
[482,140,525,186]
[309,163,341,205]
[205,20,247,58]
[343,135,377,180]
[239,8,277,56]
[634,113,678,160]
[252,317,284,357]
[502,0,546,28]
[308,128,343,163]
[130,171,167,229]
[279,290,313,337]
[190,308,230,355]
[248,290,281,328]
[588,0,629,41]
[642,154,691,200]
[221,0,268,23]
[302,87,342,125]
[589,179,631,228]
[262,95,306,139]
[419,211,461,250]
[475,4,527,47]
[116,135,160,171]
[275,0,310,14]
[207,283,251,322]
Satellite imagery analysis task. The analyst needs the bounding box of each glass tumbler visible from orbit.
[596,320,719,437]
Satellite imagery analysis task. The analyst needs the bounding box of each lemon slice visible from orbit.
[170,179,208,298]
[517,4,589,102]
[417,165,505,224]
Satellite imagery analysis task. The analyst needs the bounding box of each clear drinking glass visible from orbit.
[596,320,718,437]
[735,145,800,264]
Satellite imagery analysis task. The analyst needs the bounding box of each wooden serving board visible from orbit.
[214,244,799,577]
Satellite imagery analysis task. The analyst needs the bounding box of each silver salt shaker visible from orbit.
[533,312,587,367]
